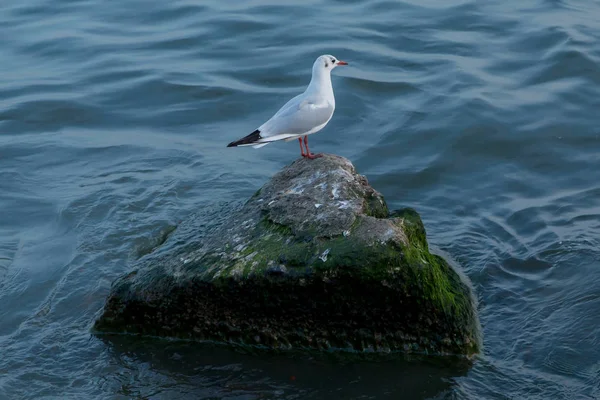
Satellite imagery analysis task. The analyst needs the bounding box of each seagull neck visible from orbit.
[307,70,333,96]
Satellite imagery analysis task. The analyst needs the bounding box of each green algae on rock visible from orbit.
[94,154,481,356]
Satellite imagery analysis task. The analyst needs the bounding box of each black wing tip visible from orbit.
[227,129,261,147]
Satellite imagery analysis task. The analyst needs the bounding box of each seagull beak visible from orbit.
[337,60,348,66]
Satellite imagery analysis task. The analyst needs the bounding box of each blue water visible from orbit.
[1,0,600,398]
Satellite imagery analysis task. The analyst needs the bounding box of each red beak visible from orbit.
[337,60,348,66]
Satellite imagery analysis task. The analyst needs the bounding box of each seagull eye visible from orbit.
[332,59,336,63]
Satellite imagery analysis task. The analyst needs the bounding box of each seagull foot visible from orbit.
[304,153,323,159]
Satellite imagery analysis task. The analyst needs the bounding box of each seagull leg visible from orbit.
[303,136,322,159]
[298,137,306,157]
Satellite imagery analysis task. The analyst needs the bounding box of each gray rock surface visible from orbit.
[94,154,481,356]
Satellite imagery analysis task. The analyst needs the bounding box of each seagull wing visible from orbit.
[257,95,334,142]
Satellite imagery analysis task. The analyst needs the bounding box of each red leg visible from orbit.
[303,136,322,159]
[298,137,306,157]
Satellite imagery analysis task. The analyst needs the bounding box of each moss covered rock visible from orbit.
[94,154,481,356]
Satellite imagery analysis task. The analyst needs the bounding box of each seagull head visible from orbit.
[313,54,348,74]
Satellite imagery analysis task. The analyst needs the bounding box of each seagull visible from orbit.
[227,54,348,159]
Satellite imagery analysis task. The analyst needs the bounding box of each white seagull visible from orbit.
[227,54,348,159]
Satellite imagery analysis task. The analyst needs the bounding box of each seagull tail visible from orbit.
[227,129,262,147]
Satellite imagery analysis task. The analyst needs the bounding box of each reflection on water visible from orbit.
[99,335,471,399]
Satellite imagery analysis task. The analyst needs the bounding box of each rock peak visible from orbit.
[252,154,389,239]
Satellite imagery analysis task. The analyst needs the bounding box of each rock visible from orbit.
[94,154,481,356]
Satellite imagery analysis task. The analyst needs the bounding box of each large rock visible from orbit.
[94,154,481,356]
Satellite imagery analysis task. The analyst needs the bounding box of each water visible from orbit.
[1,0,599,398]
